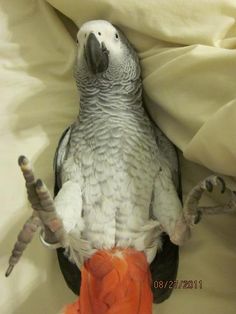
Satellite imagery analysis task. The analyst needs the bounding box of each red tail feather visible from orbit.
[64,248,153,314]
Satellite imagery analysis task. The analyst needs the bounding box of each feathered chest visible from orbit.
[60,111,160,251]
[69,111,159,195]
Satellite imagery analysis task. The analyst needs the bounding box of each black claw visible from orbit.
[5,265,14,277]
[194,210,202,224]
[217,177,226,193]
[36,179,43,189]
[18,155,27,166]
[205,180,213,192]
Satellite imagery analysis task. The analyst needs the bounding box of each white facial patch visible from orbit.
[76,20,123,61]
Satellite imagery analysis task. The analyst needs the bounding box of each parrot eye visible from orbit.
[115,33,119,40]
[98,32,101,36]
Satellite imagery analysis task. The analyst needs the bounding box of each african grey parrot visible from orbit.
[6,20,235,314]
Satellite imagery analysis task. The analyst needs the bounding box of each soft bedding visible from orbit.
[0,1,236,313]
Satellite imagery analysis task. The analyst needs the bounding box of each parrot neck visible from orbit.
[78,78,144,116]
[64,248,153,314]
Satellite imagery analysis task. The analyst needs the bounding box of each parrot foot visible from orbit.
[5,156,65,277]
[5,215,41,277]
[183,175,236,227]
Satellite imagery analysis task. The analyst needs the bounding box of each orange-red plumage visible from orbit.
[64,248,153,314]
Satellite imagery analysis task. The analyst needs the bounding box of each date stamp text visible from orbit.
[153,280,203,289]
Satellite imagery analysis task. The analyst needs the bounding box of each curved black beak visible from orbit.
[84,33,109,74]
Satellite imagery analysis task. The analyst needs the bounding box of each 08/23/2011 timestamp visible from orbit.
[153,280,203,289]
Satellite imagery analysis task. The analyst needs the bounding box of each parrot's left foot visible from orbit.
[184,175,236,227]
[5,156,65,277]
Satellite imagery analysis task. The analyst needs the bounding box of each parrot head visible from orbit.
[64,248,153,314]
[75,20,141,86]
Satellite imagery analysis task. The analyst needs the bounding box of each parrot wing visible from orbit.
[54,126,72,196]
[53,125,82,296]
[150,124,180,303]
[153,124,182,200]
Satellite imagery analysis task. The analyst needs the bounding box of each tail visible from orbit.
[64,248,153,314]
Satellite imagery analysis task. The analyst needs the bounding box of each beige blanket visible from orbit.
[1,0,235,313]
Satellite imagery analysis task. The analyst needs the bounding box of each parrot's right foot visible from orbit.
[5,214,41,277]
[5,156,65,277]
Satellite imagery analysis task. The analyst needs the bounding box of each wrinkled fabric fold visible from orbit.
[1,1,236,314]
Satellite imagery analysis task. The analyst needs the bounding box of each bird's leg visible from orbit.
[153,166,190,246]
[35,178,65,245]
[183,175,236,227]
[6,156,66,276]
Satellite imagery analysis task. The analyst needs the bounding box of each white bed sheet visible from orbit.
[0,1,236,313]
